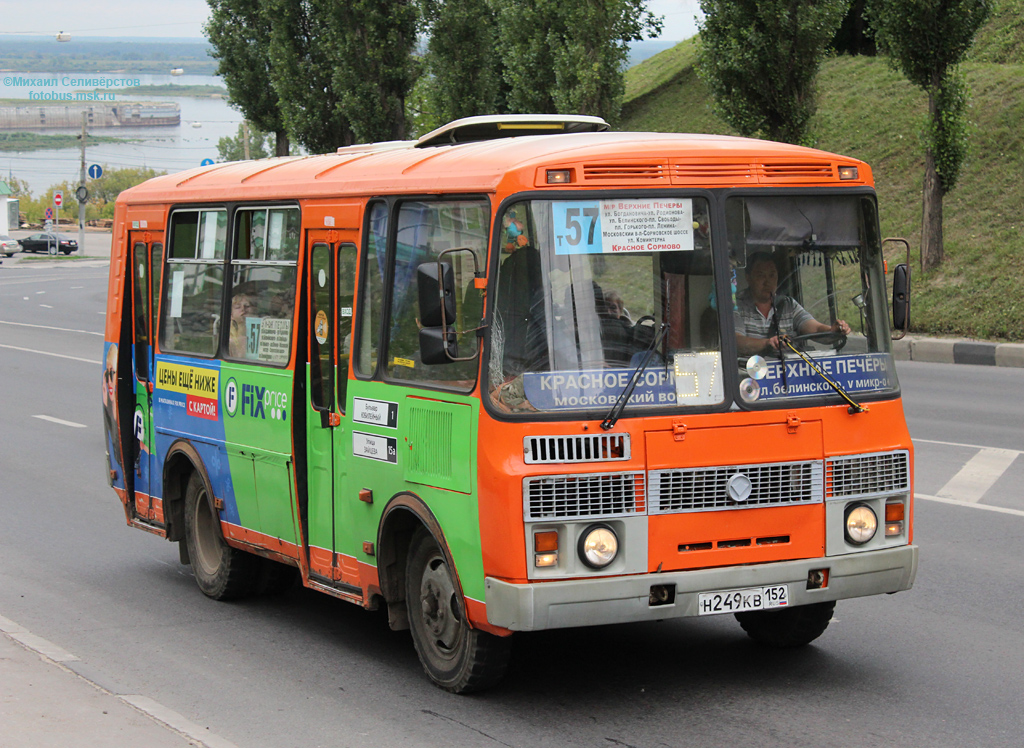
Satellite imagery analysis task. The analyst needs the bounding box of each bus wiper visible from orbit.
[778,334,868,414]
[600,323,670,431]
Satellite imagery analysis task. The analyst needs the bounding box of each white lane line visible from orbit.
[916,438,1022,455]
[33,415,87,428]
[936,448,1019,503]
[917,494,1024,518]
[1,613,240,748]
[0,319,105,336]
[39,303,53,308]
[0,343,99,364]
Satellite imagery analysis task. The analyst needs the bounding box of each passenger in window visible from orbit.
[270,287,294,319]
[229,292,257,358]
[734,252,850,356]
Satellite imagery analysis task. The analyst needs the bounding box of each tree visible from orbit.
[496,0,662,123]
[418,0,506,131]
[868,0,992,270]
[329,0,419,142]
[217,123,275,162]
[205,0,290,157]
[266,0,356,153]
[696,0,849,145]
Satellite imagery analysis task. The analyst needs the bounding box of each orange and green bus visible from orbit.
[104,115,917,692]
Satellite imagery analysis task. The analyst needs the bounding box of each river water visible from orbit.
[0,72,244,195]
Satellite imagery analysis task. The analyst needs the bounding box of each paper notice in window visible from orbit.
[170,269,185,318]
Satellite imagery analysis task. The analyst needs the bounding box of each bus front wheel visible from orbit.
[183,470,257,600]
[405,528,510,693]
[735,600,835,648]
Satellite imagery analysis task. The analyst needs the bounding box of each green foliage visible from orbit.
[418,0,506,131]
[929,70,970,193]
[330,0,419,142]
[869,0,993,89]
[495,0,661,122]
[217,124,275,162]
[206,0,289,156]
[266,0,355,152]
[695,0,850,145]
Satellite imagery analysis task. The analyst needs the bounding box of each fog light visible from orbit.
[535,552,558,567]
[578,524,618,569]
[844,503,878,545]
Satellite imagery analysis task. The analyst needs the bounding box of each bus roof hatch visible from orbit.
[415,114,610,148]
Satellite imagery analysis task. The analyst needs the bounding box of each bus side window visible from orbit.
[355,201,387,378]
[160,209,226,357]
[337,243,357,409]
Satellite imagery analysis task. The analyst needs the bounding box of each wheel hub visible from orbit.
[420,557,460,649]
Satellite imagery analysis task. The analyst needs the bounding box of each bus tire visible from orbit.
[735,600,835,648]
[183,470,257,600]
[405,527,510,693]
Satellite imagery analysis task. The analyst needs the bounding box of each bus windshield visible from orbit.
[728,194,897,406]
[487,193,896,416]
[488,196,725,415]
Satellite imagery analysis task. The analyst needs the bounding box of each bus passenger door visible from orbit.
[130,233,163,524]
[304,232,360,589]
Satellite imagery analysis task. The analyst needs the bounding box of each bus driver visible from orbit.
[734,252,851,356]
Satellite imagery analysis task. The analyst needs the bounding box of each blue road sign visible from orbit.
[201,158,215,166]
[87,164,103,179]
[45,207,53,219]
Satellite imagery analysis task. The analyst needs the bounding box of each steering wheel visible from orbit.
[788,331,847,351]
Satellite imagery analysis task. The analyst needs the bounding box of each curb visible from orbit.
[892,336,1024,368]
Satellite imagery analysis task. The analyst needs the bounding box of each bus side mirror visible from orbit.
[417,261,456,328]
[419,326,458,365]
[883,237,911,341]
[892,263,910,339]
[417,261,459,365]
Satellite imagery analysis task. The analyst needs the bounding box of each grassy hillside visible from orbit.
[620,28,1024,342]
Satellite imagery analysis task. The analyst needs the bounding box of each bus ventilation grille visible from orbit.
[825,450,910,499]
[670,163,755,184]
[648,460,823,514]
[582,163,667,181]
[524,472,646,520]
[759,163,835,181]
[524,434,630,464]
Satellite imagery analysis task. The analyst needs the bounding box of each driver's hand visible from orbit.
[766,335,780,351]
[832,319,851,335]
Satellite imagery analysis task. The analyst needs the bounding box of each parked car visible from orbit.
[0,235,20,257]
[18,233,78,255]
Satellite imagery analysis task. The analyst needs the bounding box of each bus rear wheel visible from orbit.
[405,528,510,693]
[183,470,257,600]
[735,600,835,648]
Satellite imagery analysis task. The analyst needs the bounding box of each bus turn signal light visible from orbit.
[838,166,859,180]
[534,531,558,552]
[885,500,905,537]
[546,169,572,184]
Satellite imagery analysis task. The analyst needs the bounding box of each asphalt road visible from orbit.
[1,256,1022,748]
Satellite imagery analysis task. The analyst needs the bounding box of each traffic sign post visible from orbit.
[53,190,62,233]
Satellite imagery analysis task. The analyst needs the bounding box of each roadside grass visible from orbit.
[621,36,1024,342]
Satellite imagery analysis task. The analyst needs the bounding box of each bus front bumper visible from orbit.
[484,544,918,631]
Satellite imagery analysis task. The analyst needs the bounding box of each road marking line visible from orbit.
[39,303,53,308]
[935,448,1018,503]
[33,415,87,428]
[0,319,105,336]
[0,343,98,364]
[1,613,239,748]
[916,438,1022,456]
[917,493,1024,518]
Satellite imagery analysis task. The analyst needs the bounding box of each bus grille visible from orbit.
[524,472,646,520]
[524,434,630,464]
[826,451,910,499]
[648,460,823,514]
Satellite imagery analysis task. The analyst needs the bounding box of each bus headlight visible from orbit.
[578,524,618,569]
[844,503,878,545]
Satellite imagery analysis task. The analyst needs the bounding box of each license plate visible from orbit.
[697,584,788,616]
